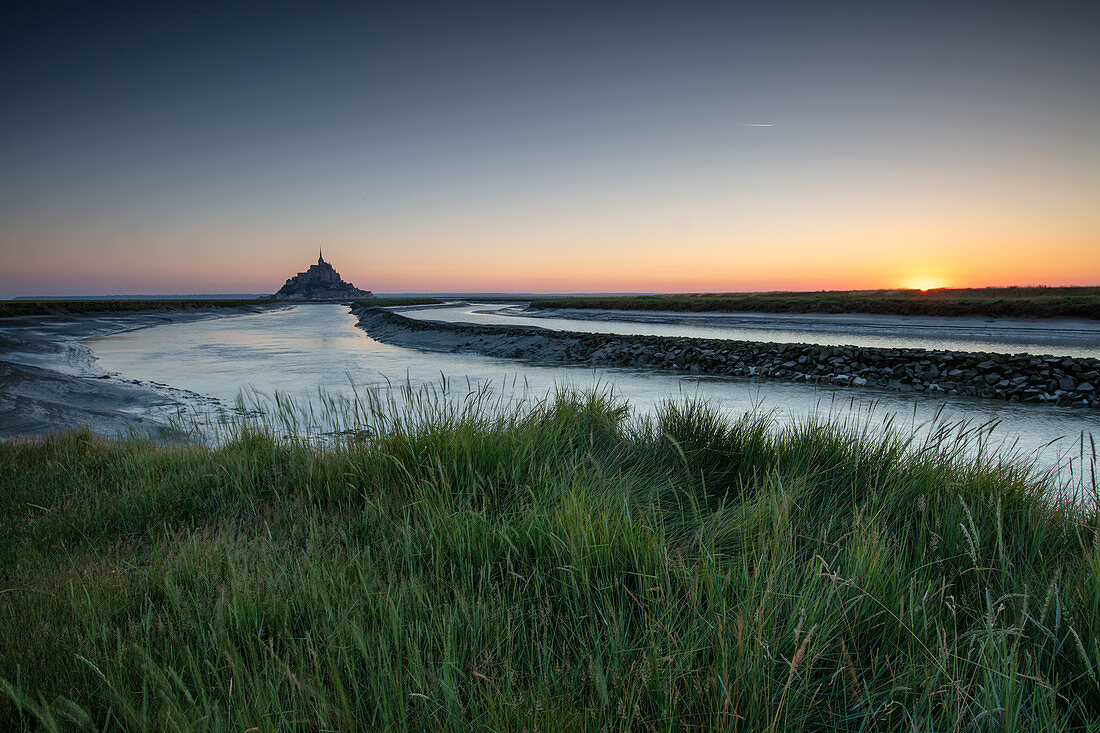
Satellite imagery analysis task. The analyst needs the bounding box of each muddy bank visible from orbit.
[353,306,1100,407]
[0,304,285,438]
[0,360,180,438]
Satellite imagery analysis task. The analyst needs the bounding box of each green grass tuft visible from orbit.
[1,389,1097,730]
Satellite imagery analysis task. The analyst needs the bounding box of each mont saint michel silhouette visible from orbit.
[275,250,372,300]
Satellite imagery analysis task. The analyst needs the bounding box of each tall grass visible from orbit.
[1,386,1098,730]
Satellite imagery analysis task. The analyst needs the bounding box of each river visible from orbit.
[86,303,1099,493]
[398,303,1100,358]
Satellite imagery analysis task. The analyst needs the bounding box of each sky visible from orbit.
[1,0,1098,297]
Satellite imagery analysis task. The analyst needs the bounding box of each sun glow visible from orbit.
[903,277,946,292]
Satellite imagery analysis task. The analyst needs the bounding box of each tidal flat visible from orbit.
[1,388,1098,730]
[0,304,285,438]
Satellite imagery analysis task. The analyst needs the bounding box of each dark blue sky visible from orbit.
[2,1,1097,295]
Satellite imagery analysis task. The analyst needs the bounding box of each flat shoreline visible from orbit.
[0,304,287,438]
[512,305,1100,351]
[353,305,1100,407]
[527,286,1100,320]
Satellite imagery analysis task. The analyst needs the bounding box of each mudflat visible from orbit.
[0,306,283,438]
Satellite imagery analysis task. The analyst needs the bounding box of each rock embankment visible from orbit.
[352,306,1100,407]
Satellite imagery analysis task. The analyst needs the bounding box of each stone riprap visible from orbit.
[352,306,1100,407]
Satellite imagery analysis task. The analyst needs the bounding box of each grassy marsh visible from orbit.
[0,299,275,318]
[1,388,1098,730]
[530,286,1100,320]
[358,297,444,307]
[0,297,441,319]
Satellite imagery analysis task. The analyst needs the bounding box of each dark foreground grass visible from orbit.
[530,286,1100,320]
[1,391,1098,730]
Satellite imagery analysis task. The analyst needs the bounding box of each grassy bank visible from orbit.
[1,390,1098,730]
[530,286,1100,320]
[0,297,441,318]
[0,299,274,318]
[356,297,444,307]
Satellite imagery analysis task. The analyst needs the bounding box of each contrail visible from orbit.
[742,123,773,127]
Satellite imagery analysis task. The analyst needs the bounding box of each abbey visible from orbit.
[275,251,373,300]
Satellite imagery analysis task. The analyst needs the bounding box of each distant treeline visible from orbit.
[0,299,279,318]
[530,286,1100,320]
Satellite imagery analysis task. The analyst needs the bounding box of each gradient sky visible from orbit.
[1,1,1098,297]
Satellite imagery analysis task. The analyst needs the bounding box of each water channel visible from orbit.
[86,303,1100,493]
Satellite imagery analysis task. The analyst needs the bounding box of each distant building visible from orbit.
[275,250,373,300]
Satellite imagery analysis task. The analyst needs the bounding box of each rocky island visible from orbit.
[276,251,372,300]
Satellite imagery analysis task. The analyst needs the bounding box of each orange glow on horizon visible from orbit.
[901,278,948,292]
[3,224,1098,298]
